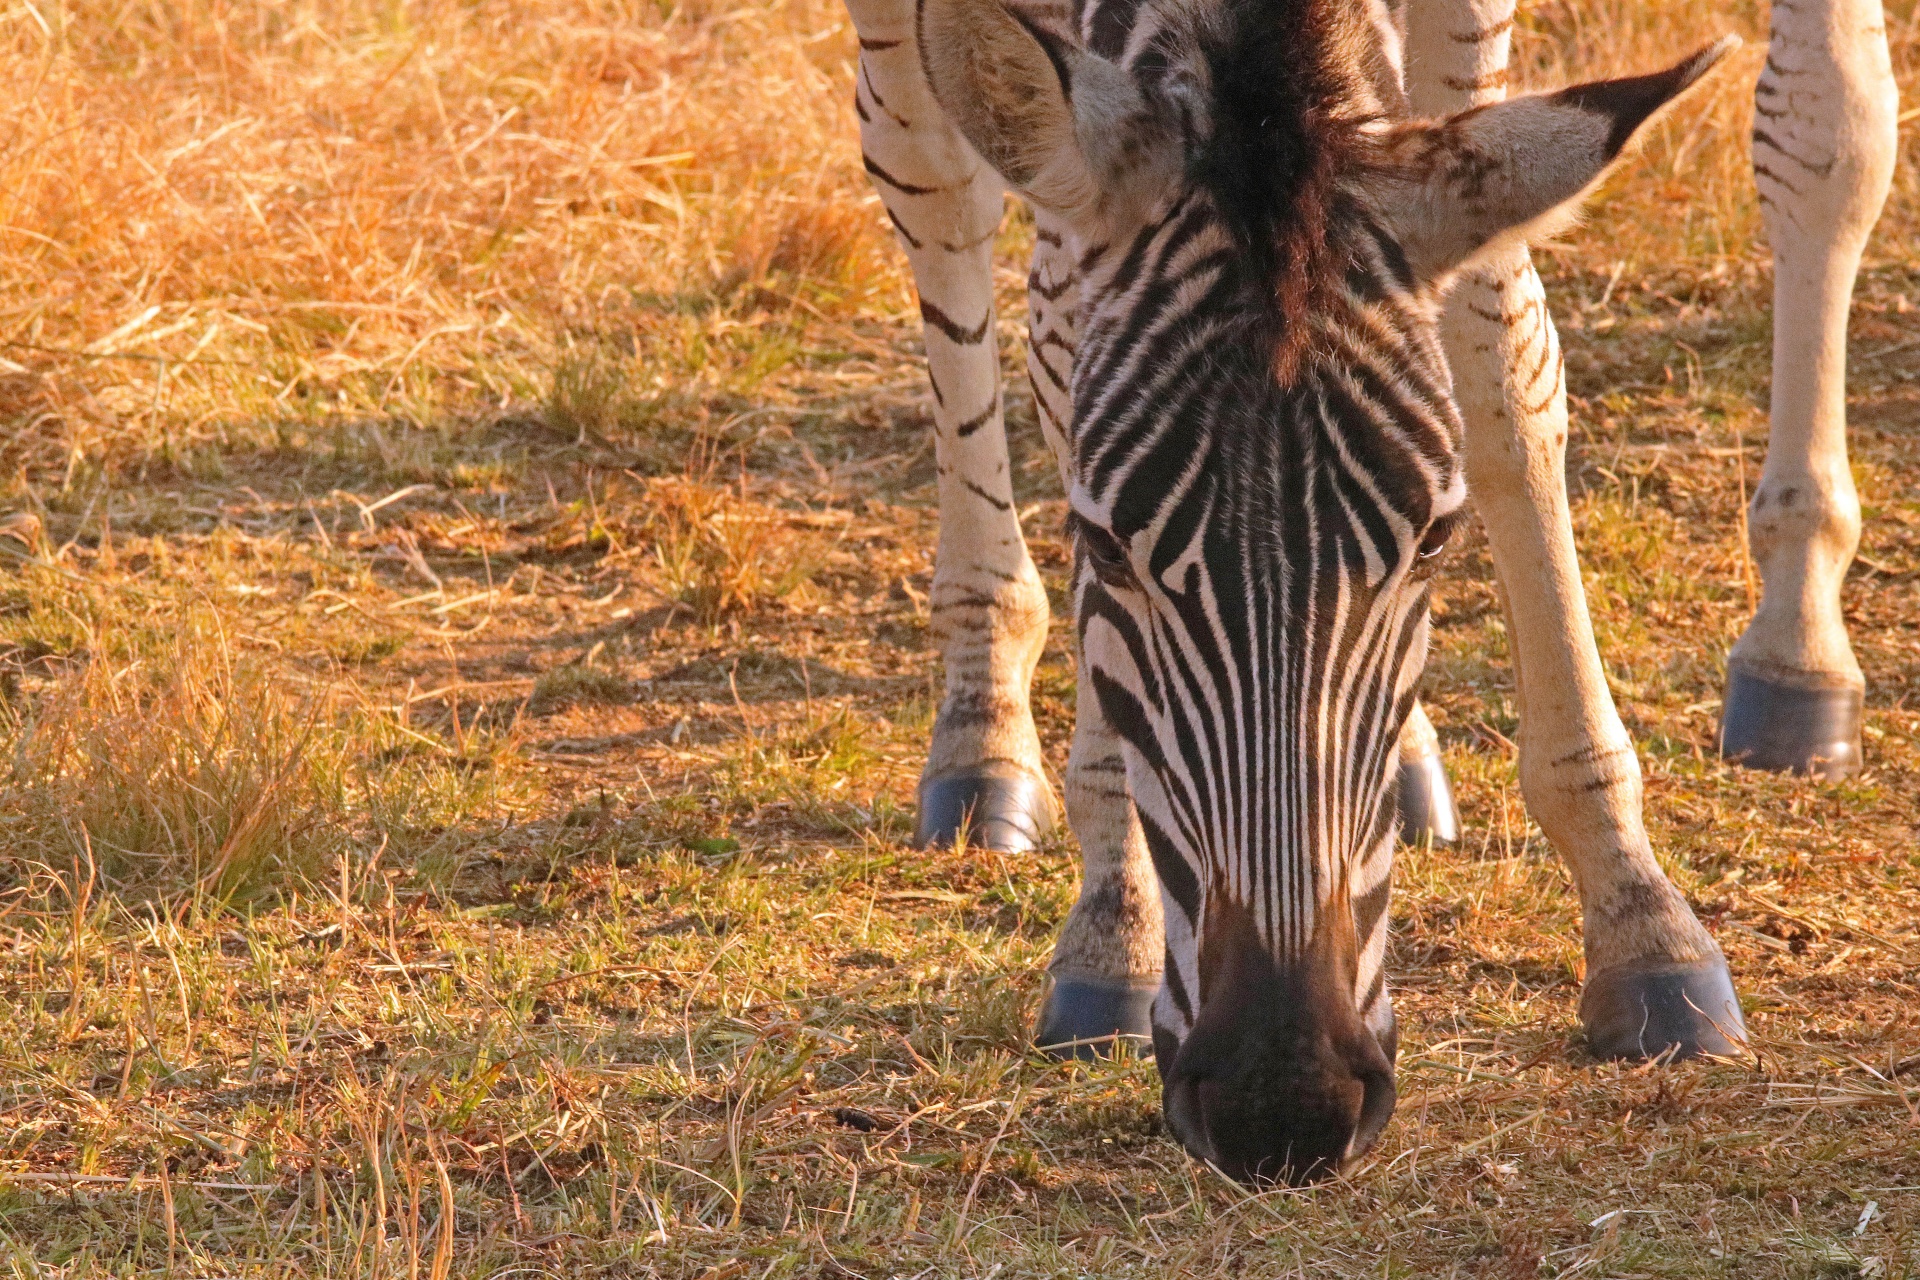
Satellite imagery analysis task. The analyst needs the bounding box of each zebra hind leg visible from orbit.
[1722,0,1895,780]
[845,0,1059,853]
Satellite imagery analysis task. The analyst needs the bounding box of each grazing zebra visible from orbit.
[846,0,1893,1182]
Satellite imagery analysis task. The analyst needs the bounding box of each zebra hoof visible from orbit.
[1719,664,1862,781]
[1580,957,1747,1061]
[1035,977,1157,1059]
[915,761,1055,852]
[1397,750,1459,846]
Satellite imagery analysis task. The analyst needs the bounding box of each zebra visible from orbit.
[847,0,1893,1182]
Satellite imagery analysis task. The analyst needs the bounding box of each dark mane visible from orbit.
[1188,0,1373,378]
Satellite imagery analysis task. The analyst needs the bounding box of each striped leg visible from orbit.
[1405,0,1744,1059]
[1026,215,1165,1054]
[1038,651,1166,1052]
[1723,0,1896,779]
[847,0,1058,850]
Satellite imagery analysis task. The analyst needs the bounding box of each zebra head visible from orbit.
[919,0,1735,1184]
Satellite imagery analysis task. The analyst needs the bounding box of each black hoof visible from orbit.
[1719,664,1862,780]
[1397,751,1459,846]
[1580,957,1747,1060]
[1035,977,1157,1059]
[915,760,1055,852]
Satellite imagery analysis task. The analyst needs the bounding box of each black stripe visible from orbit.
[1137,806,1200,923]
[954,397,998,437]
[920,299,991,344]
[963,479,1011,510]
[864,153,937,196]
[886,206,922,249]
[1028,269,1076,302]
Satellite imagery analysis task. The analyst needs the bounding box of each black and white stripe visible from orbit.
[1053,0,1465,1052]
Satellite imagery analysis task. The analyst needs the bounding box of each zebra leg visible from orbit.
[1406,0,1744,1060]
[847,0,1059,851]
[1446,253,1743,1059]
[1397,703,1459,847]
[1722,0,1896,779]
[1036,654,1166,1054]
[1022,215,1165,1055]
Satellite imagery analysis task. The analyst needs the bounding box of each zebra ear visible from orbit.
[917,0,1178,220]
[1374,36,1739,282]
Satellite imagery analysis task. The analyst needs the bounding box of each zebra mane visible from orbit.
[1179,0,1380,379]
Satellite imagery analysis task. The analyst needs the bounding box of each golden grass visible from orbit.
[0,0,902,478]
[640,469,831,622]
[0,620,340,899]
[0,0,1917,1276]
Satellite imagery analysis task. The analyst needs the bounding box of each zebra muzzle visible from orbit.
[1158,897,1396,1185]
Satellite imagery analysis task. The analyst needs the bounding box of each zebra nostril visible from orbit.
[1163,1073,1214,1164]
[1346,1057,1398,1162]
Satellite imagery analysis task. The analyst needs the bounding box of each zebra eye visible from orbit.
[1074,516,1137,587]
[1415,512,1459,565]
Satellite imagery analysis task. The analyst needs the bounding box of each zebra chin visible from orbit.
[1152,898,1397,1186]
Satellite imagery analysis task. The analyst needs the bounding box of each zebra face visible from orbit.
[1068,305,1463,1183]
[919,0,1737,1186]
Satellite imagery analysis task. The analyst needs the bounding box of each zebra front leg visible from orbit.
[848,0,1058,850]
[1020,210,1165,1054]
[1444,253,1744,1058]
[1035,646,1165,1055]
[1406,0,1743,1059]
[1722,0,1896,779]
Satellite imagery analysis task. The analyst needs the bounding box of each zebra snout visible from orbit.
[1158,899,1397,1185]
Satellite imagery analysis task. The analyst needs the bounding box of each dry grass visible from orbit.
[0,0,903,480]
[0,621,342,899]
[638,461,833,624]
[0,0,1917,1276]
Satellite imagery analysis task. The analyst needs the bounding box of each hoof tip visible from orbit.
[1581,957,1747,1061]
[1720,665,1862,780]
[915,761,1055,852]
[1035,977,1156,1059]
[1397,751,1459,846]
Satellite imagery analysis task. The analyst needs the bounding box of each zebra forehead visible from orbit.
[1108,0,1384,243]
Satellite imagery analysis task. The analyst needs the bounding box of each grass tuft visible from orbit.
[643,472,827,622]
[0,629,343,901]
[532,661,633,712]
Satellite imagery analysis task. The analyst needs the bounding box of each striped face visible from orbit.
[1069,186,1464,1184]
[918,0,1739,1186]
